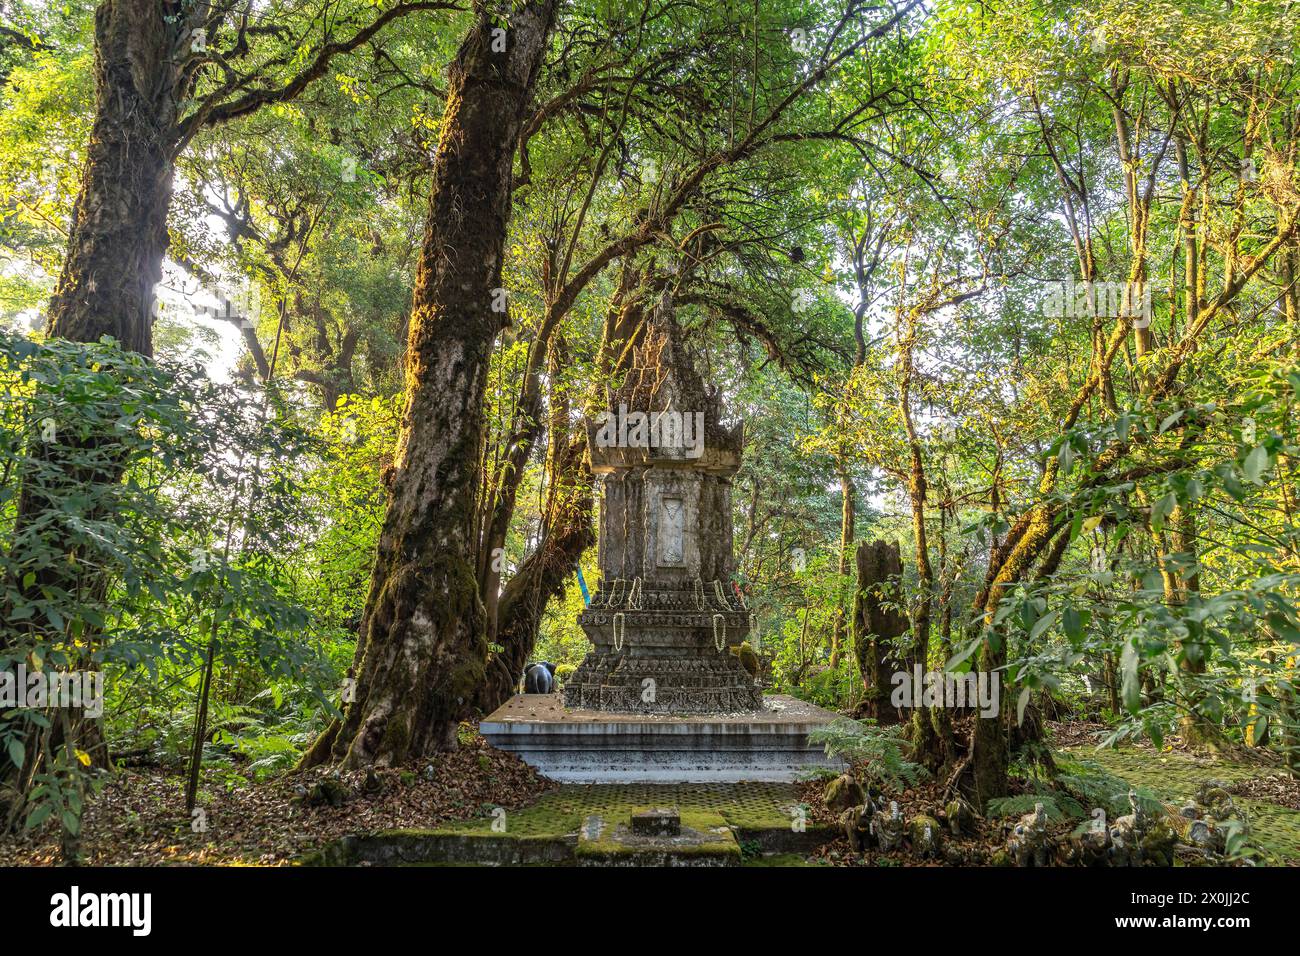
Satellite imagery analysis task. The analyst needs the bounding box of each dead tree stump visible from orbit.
[852,540,908,724]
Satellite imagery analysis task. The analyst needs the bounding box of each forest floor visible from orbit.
[1053,723,1300,864]
[0,729,554,866]
[2,719,1297,866]
[799,720,1300,867]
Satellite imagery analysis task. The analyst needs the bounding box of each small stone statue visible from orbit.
[943,843,971,865]
[871,800,905,851]
[908,814,943,858]
[1138,816,1178,866]
[1007,802,1051,867]
[1103,793,1177,868]
[1182,778,1248,857]
[1108,792,1139,865]
[1196,779,1232,806]
[1108,824,1135,865]
[1183,818,1221,851]
[840,803,875,854]
[1196,781,1240,823]
[296,775,348,809]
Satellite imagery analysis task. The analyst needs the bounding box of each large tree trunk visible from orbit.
[475,433,594,713]
[11,0,187,625]
[2,4,188,799]
[1170,505,1221,745]
[473,279,640,711]
[896,312,939,761]
[851,540,907,724]
[968,506,1055,806]
[310,1,557,768]
[47,0,192,353]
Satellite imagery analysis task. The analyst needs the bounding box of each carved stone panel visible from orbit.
[658,496,685,566]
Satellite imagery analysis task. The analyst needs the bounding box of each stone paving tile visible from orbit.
[435,782,807,837]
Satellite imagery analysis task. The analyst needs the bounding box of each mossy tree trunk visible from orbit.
[46,0,192,353]
[1,2,191,796]
[473,271,648,712]
[895,303,942,764]
[309,0,558,768]
[831,464,855,669]
[6,1,453,795]
[14,0,191,604]
[475,429,593,713]
[968,505,1056,806]
[852,539,906,724]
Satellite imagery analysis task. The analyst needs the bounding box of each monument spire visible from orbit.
[565,294,760,713]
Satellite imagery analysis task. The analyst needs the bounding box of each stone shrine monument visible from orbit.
[564,297,762,713]
[480,297,845,783]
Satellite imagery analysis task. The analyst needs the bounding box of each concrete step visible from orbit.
[480,693,847,783]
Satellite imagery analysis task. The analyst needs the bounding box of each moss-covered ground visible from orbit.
[337,783,831,866]
[1060,745,1300,865]
[435,782,807,835]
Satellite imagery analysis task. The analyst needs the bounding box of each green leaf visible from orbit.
[1266,613,1300,644]
[25,802,52,831]
[1222,472,1246,500]
[1148,719,1164,752]
[6,738,23,770]
[946,636,982,671]
[1016,687,1031,726]
[1062,606,1084,642]
[1028,609,1058,641]
[1058,440,1075,475]
[1243,445,1270,484]
[1249,714,1269,746]
[1115,413,1132,442]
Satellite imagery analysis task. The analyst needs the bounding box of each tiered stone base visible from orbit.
[480,694,848,783]
[564,652,761,713]
[565,579,762,713]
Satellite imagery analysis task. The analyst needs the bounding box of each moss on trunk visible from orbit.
[314,1,559,768]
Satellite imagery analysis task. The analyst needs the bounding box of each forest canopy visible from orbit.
[1,0,1299,872]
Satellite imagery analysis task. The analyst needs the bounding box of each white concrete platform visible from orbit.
[479,693,848,783]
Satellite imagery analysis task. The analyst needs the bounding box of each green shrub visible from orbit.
[808,717,930,791]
